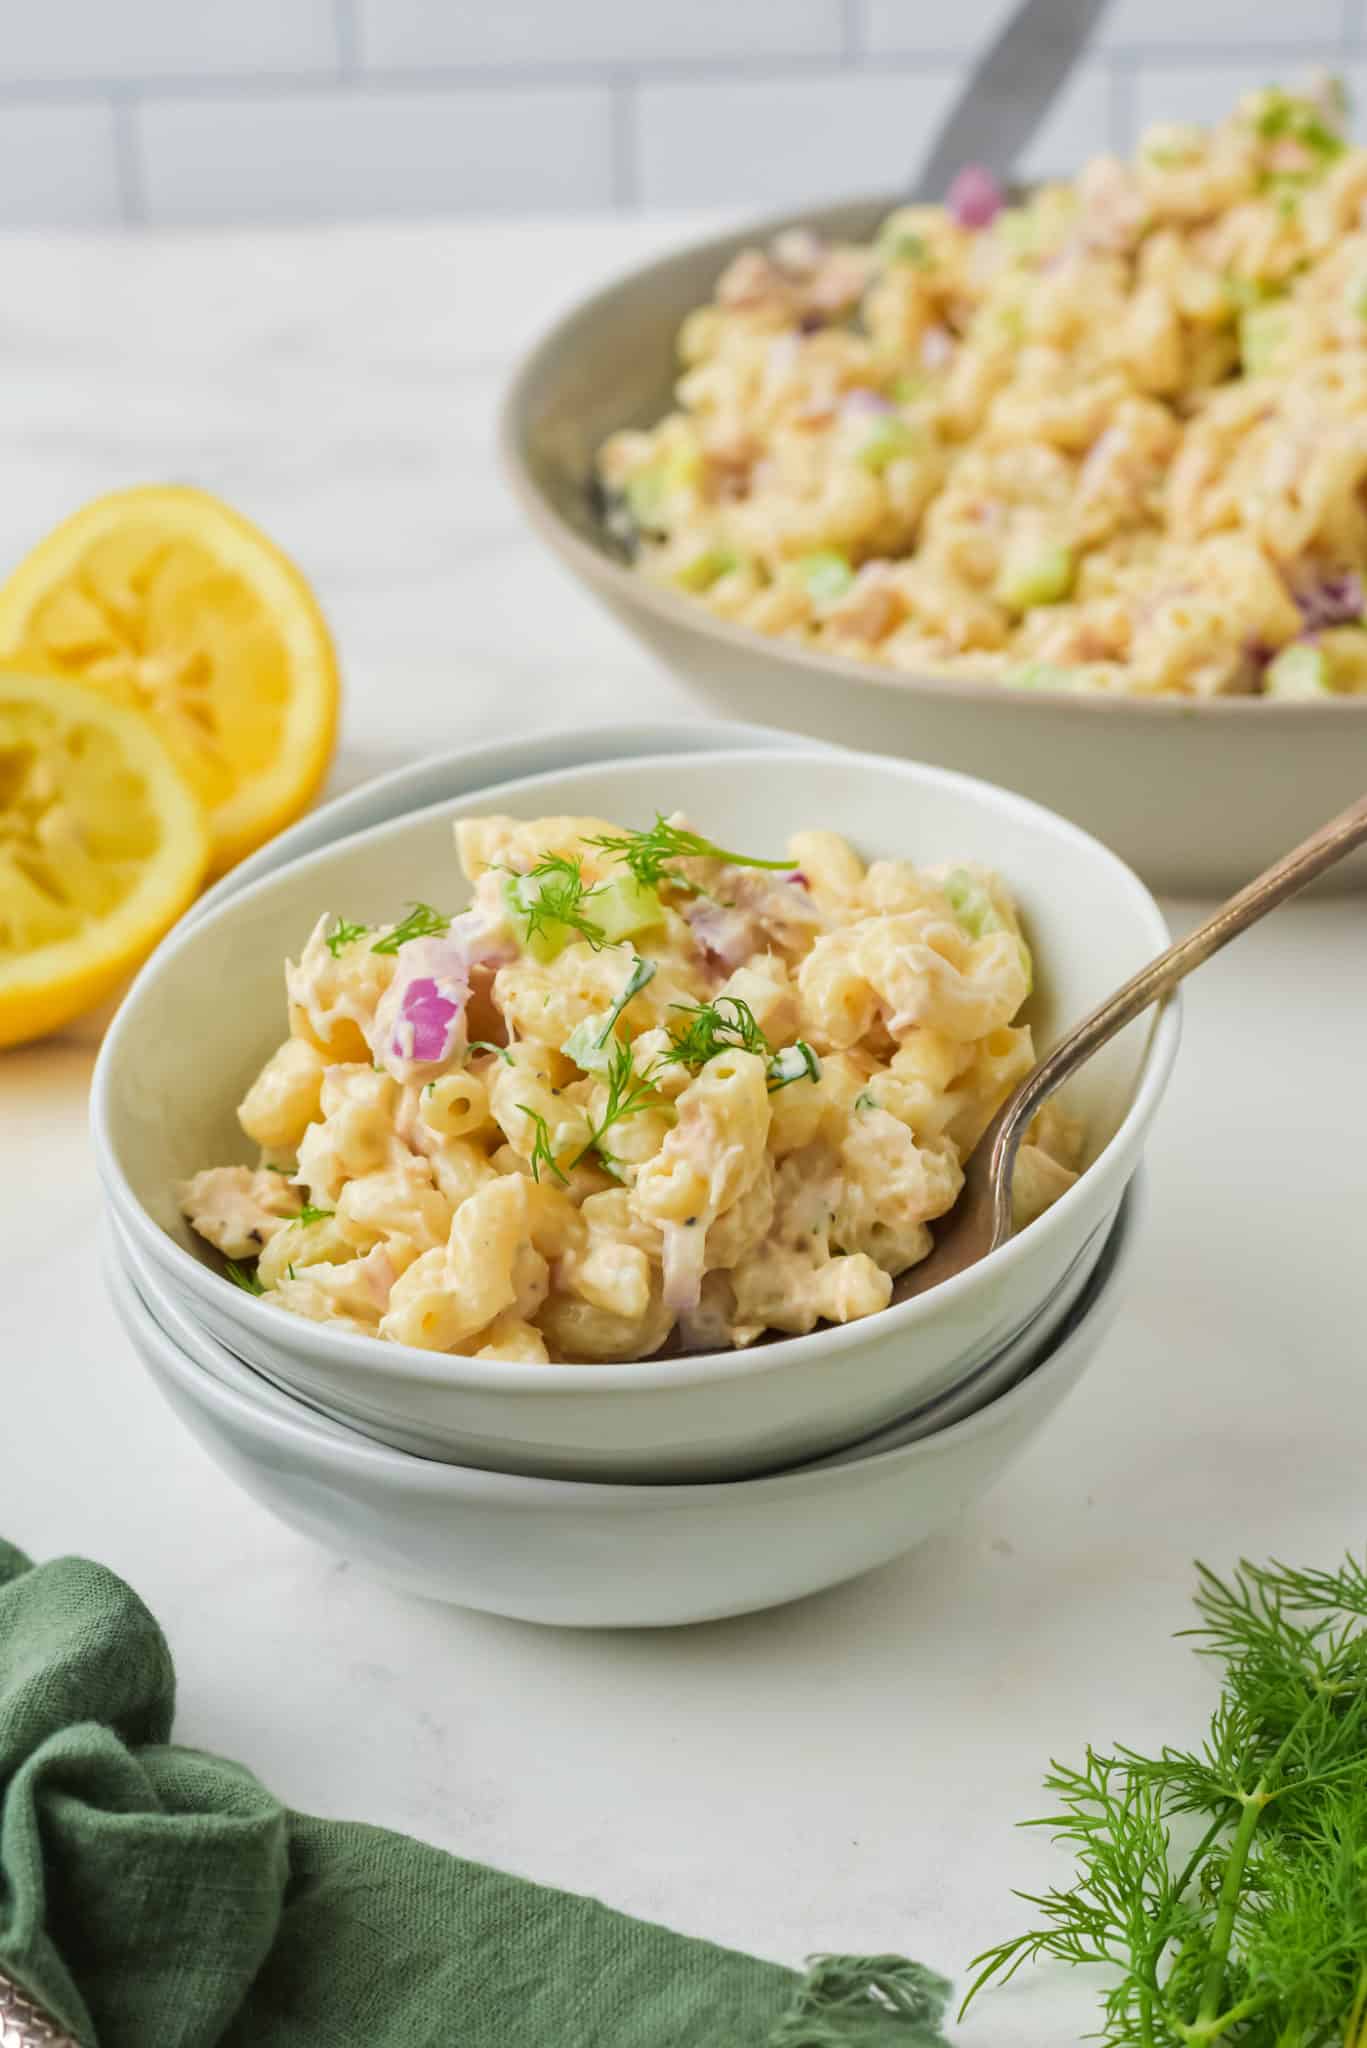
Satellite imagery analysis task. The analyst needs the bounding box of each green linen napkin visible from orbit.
[0,1539,951,2047]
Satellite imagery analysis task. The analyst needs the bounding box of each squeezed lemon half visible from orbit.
[0,669,209,1049]
[0,485,340,876]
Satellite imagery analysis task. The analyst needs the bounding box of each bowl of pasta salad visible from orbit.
[503,85,1367,895]
[106,1182,1138,1627]
[93,746,1178,1481]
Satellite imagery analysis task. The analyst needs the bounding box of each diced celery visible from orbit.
[795,551,855,606]
[562,1015,615,1075]
[996,207,1037,256]
[856,417,923,473]
[997,541,1076,612]
[942,867,1003,941]
[624,468,666,526]
[673,546,740,593]
[1239,303,1293,376]
[1264,643,1332,700]
[1006,662,1079,690]
[892,372,929,401]
[1348,277,1367,322]
[942,869,1032,993]
[1252,88,1345,159]
[624,447,702,528]
[880,229,933,268]
[591,873,665,942]
[502,874,569,964]
[1224,273,1278,313]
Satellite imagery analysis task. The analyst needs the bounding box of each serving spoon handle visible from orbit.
[900,790,1367,1296]
[911,0,1112,200]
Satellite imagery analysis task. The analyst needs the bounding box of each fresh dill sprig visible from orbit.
[519,1104,569,1187]
[370,903,451,955]
[574,1037,666,1179]
[468,1039,515,1065]
[601,954,656,1040]
[293,1204,333,1227]
[506,853,608,951]
[962,1554,1367,2046]
[325,917,369,958]
[224,1258,264,1296]
[662,996,773,1068]
[662,998,821,1092]
[766,1039,822,1091]
[584,814,789,894]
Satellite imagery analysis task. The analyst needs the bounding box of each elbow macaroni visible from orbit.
[179,808,1082,1362]
[598,84,1367,702]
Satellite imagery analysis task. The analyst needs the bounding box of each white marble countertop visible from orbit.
[2,216,1365,2046]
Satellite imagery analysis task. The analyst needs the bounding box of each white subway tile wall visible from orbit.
[0,0,1360,226]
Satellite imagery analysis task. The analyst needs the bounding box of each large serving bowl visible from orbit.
[502,194,1367,896]
[92,746,1178,1481]
[105,1181,1138,1629]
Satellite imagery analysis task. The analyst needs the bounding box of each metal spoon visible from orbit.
[911,0,1112,201]
[900,792,1367,1299]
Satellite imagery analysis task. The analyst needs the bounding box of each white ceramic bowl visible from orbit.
[108,1188,1120,1465]
[93,746,1178,1481]
[502,193,1367,896]
[106,1182,1138,1628]
[187,718,818,931]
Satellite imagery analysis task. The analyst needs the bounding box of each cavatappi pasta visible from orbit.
[179,812,1081,1362]
[598,84,1367,702]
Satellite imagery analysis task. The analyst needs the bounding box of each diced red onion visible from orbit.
[369,912,513,1077]
[920,324,954,371]
[771,227,826,275]
[395,977,464,1066]
[1292,570,1364,632]
[786,870,811,890]
[841,387,894,418]
[767,332,802,378]
[947,163,1005,230]
[684,898,760,972]
[662,1221,707,1315]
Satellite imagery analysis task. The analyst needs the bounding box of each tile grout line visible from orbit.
[610,72,638,211]
[1107,57,1134,155]
[0,42,1354,107]
[333,0,360,77]
[109,89,143,227]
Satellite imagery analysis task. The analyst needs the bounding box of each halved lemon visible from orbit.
[0,669,209,1049]
[0,485,339,876]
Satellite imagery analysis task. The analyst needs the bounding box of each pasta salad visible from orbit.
[179,812,1080,1363]
[598,84,1367,701]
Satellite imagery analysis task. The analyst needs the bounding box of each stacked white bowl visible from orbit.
[92,723,1177,1627]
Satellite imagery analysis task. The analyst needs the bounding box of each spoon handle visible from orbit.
[911,0,1112,200]
[990,790,1367,1236]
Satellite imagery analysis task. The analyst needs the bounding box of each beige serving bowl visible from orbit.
[502,193,1367,897]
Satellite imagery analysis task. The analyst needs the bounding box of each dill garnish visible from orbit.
[662,996,773,1068]
[519,1104,569,1187]
[294,1205,333,1227]
[325,917,369,958]
[224,1259,264,1296]
[370,903,450,954]
[963,1554,1367,2045]
[584,814,788,894]
[662,998,820,1091]
[505,853,607,952]
[573,1037,665,1179]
